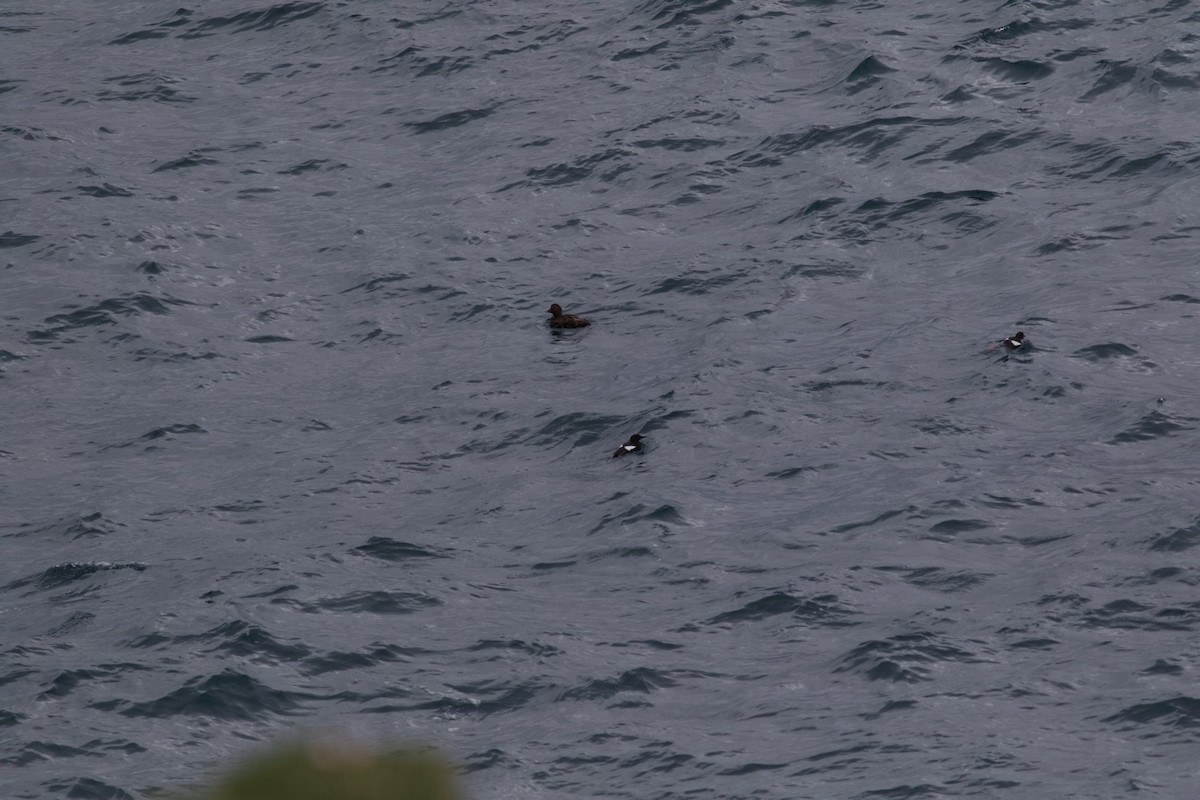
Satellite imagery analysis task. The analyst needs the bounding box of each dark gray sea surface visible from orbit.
[3,1,1200,798]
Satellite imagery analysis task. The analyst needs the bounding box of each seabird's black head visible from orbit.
[548,304,563,316]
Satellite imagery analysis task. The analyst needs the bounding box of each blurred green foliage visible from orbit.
[186,740,461,800]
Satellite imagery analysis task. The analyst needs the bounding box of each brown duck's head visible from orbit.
[548,304,563,316]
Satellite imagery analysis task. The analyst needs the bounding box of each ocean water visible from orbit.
[3,1,1200,798]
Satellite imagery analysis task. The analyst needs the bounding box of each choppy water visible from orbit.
[4,1,1200,798]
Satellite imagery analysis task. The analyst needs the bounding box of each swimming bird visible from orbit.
[612,434,644,458]
[547,303,590,329]
[1002,331,1026,350]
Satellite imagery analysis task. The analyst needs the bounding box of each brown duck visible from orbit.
[547,303,590,329]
